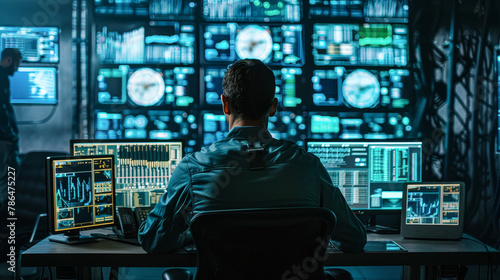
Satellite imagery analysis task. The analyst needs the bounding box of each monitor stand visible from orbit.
[49,230,98,244]
[365,214,399,234]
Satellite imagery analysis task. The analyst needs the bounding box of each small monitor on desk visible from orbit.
[46,155,115,244]
[401,182,465,239]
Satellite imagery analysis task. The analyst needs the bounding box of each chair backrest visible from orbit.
[189,207,336,280]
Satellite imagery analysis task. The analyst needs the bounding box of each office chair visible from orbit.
[187,207,339,280]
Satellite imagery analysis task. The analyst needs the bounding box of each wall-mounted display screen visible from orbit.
[203,0,301,22]
[311,67,411,109]
[309,112,412,140]
[94,0,197,20]
[312,23,408,67]
[203,23,304,66]
[10,67,57,104]
[96,22,195,65]
[96,65,197,108]
[0,26,59,63]
[269,111,307,146]
[94,110,198,153]
[309,0,409,22]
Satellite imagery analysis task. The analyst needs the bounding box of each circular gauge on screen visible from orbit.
[235,25,273,61]
[342,70,380,109]
[127,68,165,107]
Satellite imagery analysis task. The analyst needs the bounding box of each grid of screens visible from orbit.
[405,183,461,225]
[47,156,115,233]
[10,67,57,104]
[306,140,422,211]
[0,26,59,63]
[71,140,183,208]
[91,0,412,150]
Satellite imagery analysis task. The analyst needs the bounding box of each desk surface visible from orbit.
[22,230,500,268]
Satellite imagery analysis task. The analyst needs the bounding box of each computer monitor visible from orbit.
[306,139,422,213]
[0,26,59,63]
[46,155,115,244]
[10,67,57,105]
[71,139,183,208]
[401,182,465,239]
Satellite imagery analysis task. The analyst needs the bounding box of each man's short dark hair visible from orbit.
[222,59,276,121]
[1,48,22,62]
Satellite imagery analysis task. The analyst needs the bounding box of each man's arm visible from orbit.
[138,159,193,253]
[317,159,367,253]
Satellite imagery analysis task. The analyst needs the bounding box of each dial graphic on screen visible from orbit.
[235,25,273,61]
[342,70,381,109]
[127,68,165,107]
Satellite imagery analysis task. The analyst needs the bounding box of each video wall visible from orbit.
[90,0,412,153]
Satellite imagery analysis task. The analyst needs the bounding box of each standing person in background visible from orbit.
[0,48,22,260]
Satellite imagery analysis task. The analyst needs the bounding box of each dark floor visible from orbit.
[2,259,499,279]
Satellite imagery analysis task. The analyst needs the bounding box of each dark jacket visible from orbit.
[0,66,18,150]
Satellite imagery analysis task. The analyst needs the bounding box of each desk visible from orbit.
[22,231,500,280]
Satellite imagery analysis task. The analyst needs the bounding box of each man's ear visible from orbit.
[221,94,230,114]
[269,98,278,117]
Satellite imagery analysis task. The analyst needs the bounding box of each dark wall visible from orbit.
[0,0,74,154]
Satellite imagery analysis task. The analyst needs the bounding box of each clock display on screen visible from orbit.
[235,25,273,61]
[127,68,165,107]
[342,70,381,109]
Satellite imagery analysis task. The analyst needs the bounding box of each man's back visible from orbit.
[187,126,322,212]
[139,126,367,253]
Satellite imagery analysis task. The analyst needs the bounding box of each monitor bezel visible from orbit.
[401,181,465,239]
[46,155,116,235]
[69,138,186,158]
[305,138,423,214]
[10,66,58,105]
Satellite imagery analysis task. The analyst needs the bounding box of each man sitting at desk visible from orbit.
[138,59,367,254]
